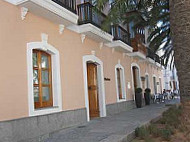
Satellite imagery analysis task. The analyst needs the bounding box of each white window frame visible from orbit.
[27,42,62,116]
[145,73,150,89]
[115,64,127,102]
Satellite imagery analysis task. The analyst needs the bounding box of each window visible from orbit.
[116,68,123,99]
[27,39,62,116]
[33,50,53,109]
[115,64,126,101]
[153,76,157,94]
[145,74,149,88]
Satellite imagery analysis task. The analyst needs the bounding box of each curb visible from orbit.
[118,107,170,142]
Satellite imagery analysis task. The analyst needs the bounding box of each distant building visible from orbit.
[163,66,179,92]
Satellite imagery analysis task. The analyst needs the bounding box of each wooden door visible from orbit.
[87,63,100,119]
[133,67,137,90]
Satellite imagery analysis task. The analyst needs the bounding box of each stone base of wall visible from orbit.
[106,100,136,116]
[0,100,147,142]
[0,108,87,142]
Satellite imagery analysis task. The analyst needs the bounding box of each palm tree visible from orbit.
[169,0,190,104]
[97,0,190,103]
[97,0,172,66]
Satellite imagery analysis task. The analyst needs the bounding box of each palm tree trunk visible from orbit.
[170,0,190,104]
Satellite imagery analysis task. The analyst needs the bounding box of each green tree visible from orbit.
[97,0,172,66]
[97,0,190,104]
[170,0,190,104]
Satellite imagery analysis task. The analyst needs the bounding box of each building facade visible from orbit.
[0,0,164,141]
[163,66,179,92]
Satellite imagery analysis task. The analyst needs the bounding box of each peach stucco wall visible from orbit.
[0,1,163,121]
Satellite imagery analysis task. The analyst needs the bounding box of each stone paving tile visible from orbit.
[45,99,180,142]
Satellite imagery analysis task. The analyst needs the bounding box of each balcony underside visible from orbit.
[147,57,155,64]
[147,57,163,68]
[156,62,162,68]
[68,23,113,42]
[105,40,133,53]
[17,0,78,26]
[127,52,146,60]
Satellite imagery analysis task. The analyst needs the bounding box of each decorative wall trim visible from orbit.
[16,0,78,24]
[21,7,28,20]
[99,42,104,50]
[59,24,65,34]
[81,34,86,43]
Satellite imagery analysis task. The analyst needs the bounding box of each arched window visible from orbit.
[27,40,62,116]
[33,50,53,109]
[145,74,150,88]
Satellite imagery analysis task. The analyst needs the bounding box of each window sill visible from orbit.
[30,106,62,117]
[35,106,59,111]
[117,98,127,102]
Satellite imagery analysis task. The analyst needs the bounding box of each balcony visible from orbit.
[128,37,146,59]
[68,2,113,42]
[112,25,131,45]
[17,0,78,25]
[127,27,147,59]
[135,27,146,44]
[106,25,133,53]
[146,48,155,64]
[155,54,161,64]
[146,48,163,68]
[78,2,107,28]
[52,0,76,14]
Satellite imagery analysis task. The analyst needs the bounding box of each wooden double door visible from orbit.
[87,63,100,119]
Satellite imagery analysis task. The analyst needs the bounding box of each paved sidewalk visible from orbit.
[46,100,179,142]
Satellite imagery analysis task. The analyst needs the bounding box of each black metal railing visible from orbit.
[77,2,107,29]
[111,25,131,45]
[155,54,161,63]
[52,0,77,14]
[147,48,155,60]
[147,48,162,64]
[161,58,165,66]
[135,27,145,44]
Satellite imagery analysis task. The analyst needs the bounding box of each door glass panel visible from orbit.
[42,87,50,101]
[33,52,38,67]
[33,70,39,84]
[34,87,39,102]
[41,54,49,68]
[42,70,49,84]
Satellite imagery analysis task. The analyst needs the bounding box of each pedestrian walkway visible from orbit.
[46,100,180,142]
